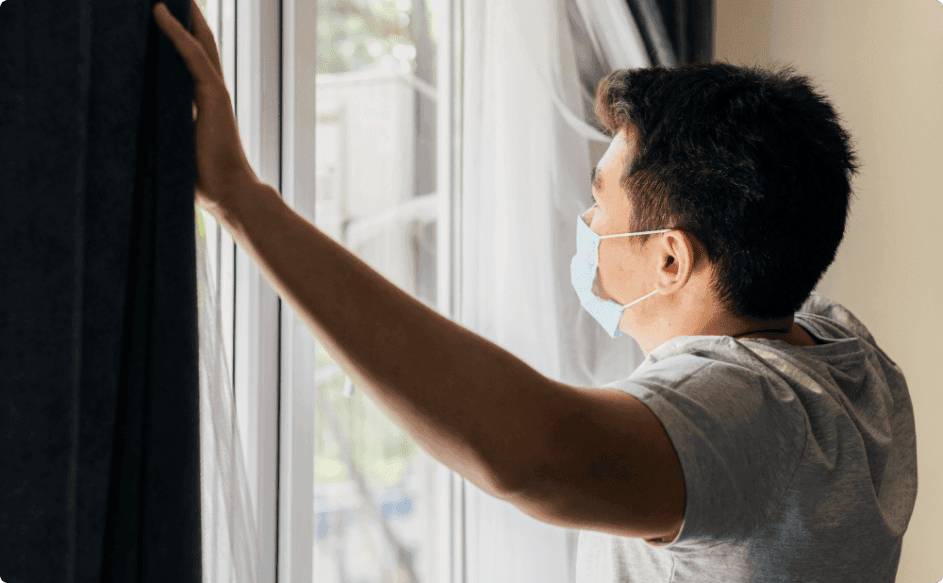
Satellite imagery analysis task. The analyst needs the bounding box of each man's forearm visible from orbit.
[207,181,566,498]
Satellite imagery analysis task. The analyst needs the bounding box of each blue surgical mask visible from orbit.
[570,204,670,338]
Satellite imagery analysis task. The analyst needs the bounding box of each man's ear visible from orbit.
[655,231,697,291]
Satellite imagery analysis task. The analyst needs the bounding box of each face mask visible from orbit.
[570,204,670,338]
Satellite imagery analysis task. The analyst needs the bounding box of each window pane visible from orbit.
[314,0,444,581]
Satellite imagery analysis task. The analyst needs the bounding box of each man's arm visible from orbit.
[151,0,685,530]
[208,179,563,499]
[209,181,685,540]
[506,386,685,542]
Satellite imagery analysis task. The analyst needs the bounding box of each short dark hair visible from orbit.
[593,61,859,321]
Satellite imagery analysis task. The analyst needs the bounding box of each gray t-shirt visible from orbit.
[576,291,917,583]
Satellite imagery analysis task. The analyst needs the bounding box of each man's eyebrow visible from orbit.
[591,165,603,192]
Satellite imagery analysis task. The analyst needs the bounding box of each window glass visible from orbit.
[314,0,444,580]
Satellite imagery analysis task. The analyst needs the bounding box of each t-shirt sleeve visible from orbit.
[604,353,808,550]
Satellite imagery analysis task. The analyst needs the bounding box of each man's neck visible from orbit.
[633,312,807,356]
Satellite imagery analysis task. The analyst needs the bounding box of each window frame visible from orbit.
[438,0,467,581]
[276,1,467,583]
[276,0,315,581]
[232,0,281,580]
[202,0,467,578]
[198,0,279,579]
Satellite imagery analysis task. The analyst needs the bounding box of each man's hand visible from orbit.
[152,0,260,214]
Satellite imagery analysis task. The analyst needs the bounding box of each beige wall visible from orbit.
[714,1,943,581]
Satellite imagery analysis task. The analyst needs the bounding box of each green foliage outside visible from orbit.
[317,0,436,76]
[196,207,207,241]
[314,0,433,493]
[314,341,415,490]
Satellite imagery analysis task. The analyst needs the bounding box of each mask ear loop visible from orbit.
[619,288,661,309]
[598,227,670,310]
[599,228,672,239]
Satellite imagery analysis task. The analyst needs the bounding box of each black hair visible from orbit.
[593,61,860,320]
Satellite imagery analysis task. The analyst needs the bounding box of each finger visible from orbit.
[152,2,221,91]
[187,0,224,79]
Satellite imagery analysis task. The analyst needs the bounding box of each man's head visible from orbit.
[587,62,859,350]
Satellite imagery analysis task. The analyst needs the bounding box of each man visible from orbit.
[154,1,917,581]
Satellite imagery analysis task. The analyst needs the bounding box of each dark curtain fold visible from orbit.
[626,0,714,65]
[0,0,201,582]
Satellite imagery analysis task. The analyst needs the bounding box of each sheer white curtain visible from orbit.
[458,0,651,579]
[195,215,261,583]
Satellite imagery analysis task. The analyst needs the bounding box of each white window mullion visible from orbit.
[440,0,466,581]
[234,0,282,580]
[277,0,316,580]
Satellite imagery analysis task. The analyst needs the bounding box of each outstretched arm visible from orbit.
[153,0,684,540]
[210,178,560,500]
[152,0,556,499]
[213,181,684,542]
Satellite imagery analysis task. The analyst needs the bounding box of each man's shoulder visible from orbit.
[797,291,878,346]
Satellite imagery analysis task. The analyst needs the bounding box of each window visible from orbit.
[196,0,279,580]
[197,0,461,580]
[309,1,455,581]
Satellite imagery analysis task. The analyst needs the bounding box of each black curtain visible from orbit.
[626,0,714,65]
[0,0,201,581]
